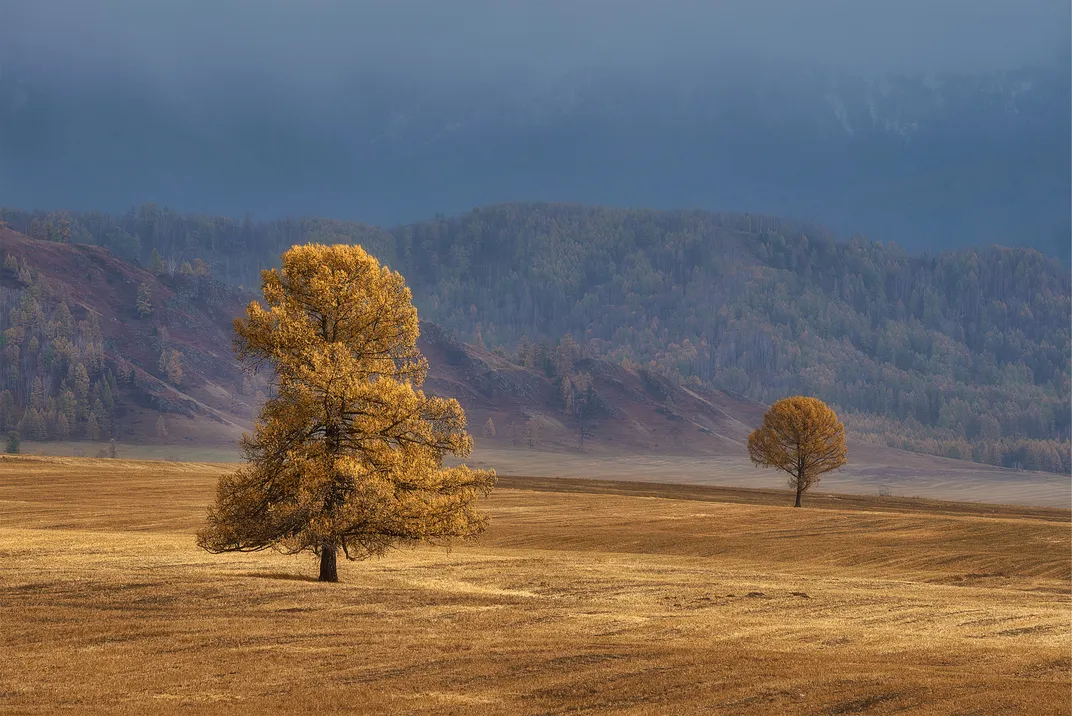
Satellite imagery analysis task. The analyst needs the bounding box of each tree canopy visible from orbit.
[197,243,495,581]
[748,396,847,506]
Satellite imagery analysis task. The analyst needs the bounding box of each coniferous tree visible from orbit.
[56,413,71,440]
[136,283,153,318]
[561,377,574,416]
[525,418,540,448]
[159,350,183,385]
[86,413,101,441]
[198,244,495,582]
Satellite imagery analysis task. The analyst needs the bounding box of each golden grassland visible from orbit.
[0,456,1069,715]
[16,441,1072,507]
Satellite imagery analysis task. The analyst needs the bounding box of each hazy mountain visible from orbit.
[0,223,769,457]
[2,203,1067,472]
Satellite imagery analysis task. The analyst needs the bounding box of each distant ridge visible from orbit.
[0,225,759,456]
[0,205,1067,474]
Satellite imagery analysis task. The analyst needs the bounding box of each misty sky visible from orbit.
[0,0,1068,255]
[3,0,1068,91]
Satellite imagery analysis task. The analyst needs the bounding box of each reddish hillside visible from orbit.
[419,323,763,455]
[0,227,259,445]
[0,228,765,455]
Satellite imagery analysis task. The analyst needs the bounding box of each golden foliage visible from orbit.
[747,396,847,506]
[159,349,183,385]
[135,283,152,318]
[197,244,495,575]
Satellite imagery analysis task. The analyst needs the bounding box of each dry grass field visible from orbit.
[461,447,1072,509]
[0,456,1069,715]
[20,441,1072,508]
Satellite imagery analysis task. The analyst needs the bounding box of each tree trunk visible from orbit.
[794,480,803,508]
[319,544,338,582]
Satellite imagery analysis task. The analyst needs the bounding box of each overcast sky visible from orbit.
[2,0,1068,91]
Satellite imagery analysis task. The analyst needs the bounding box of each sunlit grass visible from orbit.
[0,456,1068,714]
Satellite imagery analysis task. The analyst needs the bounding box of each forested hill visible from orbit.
[0,225,260,448]
[1,204,1069,473]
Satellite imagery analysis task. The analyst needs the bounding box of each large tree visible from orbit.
[197,244,495,582]
[747,396,847,507]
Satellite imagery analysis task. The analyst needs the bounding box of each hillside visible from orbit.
[419,323,763,455]
[2,204,1066,473]
[0,227,257,447]
[0,226,762,456]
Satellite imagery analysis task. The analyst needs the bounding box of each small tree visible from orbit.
[159,349,183,385]
[108,438,118,459]
[5,431,19,454]
[149,249,165,274]
[525,417,540,448]
[197,244,495,582]
[481,417,496,438]
[136,283,153,318]
[155,414,168,439]
[167,354,183,385]
[747,396,847,507]
[86,413,101,441]
[56,413,71,440]
[16,261,32,286]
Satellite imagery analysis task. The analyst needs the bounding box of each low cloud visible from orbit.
[2,0,1066,93]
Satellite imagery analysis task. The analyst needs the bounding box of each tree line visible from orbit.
[0,258,120,443]
[2,203,1068,473]
[0,246,200,447]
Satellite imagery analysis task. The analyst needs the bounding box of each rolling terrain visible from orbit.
[0,456,1068,714]
[0,225,256,446]
[3,204,1067,474]
[3,222,1066,507]
[419,322,765,455]
[0,224,762,454]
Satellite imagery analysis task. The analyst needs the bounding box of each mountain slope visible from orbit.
[0,226,763,456]
[1,206,1067,473]
[0,226,257,446]
[419,323,764,455]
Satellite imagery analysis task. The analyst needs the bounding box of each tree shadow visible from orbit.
[245,571,321,583]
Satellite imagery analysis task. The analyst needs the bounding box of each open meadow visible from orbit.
[0,455,1069,714]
